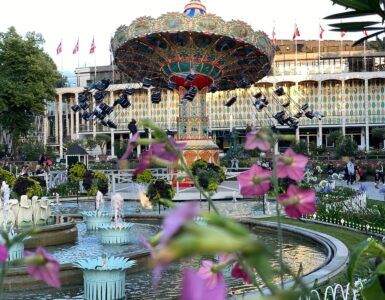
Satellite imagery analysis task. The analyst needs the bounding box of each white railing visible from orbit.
[300,279,365,300]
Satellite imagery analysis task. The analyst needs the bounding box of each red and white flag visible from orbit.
[73,38,79,55]
[89,37,96,54]
[56,41,62,55]
[272,26,277,45]
[319,25,325,40]
[293,24,300,40]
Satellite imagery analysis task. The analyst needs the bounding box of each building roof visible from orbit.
[66,144,88,156]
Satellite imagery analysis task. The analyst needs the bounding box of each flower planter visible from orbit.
[81,211,111,231]
[98,223,133,245]
[75,256,135,300]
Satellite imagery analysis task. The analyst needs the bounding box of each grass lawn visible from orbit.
[257,216,374,288]
[257,216,369,251]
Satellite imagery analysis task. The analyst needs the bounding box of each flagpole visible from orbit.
[60,39,64,74]
[364,40,367,71]
[318,37,321,74]
[77,38,80,68]
[295,38,298,74]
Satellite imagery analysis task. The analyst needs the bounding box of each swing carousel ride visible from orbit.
[72,0,322,165]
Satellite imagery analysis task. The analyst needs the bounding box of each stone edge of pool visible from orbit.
[232,219,349,300]
[3,215,349,297]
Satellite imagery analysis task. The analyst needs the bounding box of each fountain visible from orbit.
[98,194,133,245]
[75,255,136,300]
[0,181,25,261]
[81,191,111,231]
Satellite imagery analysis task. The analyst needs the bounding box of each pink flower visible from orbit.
[120,132,140,160]
[141,202,200,286]
[181,268,226,300]
[277,148,308,182]
[140,236,164,287]
[231,263,252,284]
[160,202,200,246]
[0,244,8,262]
[134,150,152,175]
[25,247,61,288]
[245,130,271,152]
[277,184,316,218]
[134,137,186,175]
[237,165,272,197]
[197,260,223,289]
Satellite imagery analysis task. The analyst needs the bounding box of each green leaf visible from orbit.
[325,10,377,19]
[376,260,385,274]
[348,238,385,282]
[331,26,385,32]
[362,277,385,300]
[353,29,385,46]
[331,0,379,11]
[329,21,380,30]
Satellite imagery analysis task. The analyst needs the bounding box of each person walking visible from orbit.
[346,159,355,185]
[375,162,384,188]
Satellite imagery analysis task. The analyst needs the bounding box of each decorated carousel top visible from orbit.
[112,1,275,91]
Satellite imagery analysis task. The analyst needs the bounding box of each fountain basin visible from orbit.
[25,221,77,248]
[98,223,134,245]
[76,257,135,300]
[81,211,111,231]
[3,216,348,298]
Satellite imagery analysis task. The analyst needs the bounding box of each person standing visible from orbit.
[375,162,384,188]
[346,159,355,185]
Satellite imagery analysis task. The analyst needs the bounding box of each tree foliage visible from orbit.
[0,27,60,147]
[326,0,385,45]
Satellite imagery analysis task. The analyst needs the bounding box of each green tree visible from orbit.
[325,1,385,46]
[0,27,60,153]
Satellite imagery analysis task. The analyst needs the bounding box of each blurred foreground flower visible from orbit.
[278,184,316,219]
[277,148,308,182]
[25,247,61,288]
[0,244,8,262]
[135,137,186,175]
[237,164,272,197]
[231,263,252,284]
[120,132,140,160]
[181,268,226,300]
[245,129,271,152]
[160,202,200,246]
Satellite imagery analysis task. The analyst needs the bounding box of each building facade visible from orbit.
[47,39,385,157]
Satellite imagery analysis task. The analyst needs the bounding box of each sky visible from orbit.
[0,0,372,74]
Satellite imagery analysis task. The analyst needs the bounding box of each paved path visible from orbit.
[115,179,385,201]
[336,180,385,201]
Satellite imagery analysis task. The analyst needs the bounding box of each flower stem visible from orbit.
[271,146,284,288]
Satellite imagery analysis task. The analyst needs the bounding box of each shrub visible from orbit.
[19,139,45,161]
[190,159,225,193]
[81,170,109,196]
[68,163,87,183]
[0,168,16,186]
[13,177,43,198]
[93,171,109,195]
[50,181,78,197]
[291,141,308,155]
[146,179,175,208]
[30,176,46,189]
[335,137,358,158]
[134,170,155,184]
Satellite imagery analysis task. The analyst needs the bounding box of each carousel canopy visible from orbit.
[112,2,275,91]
